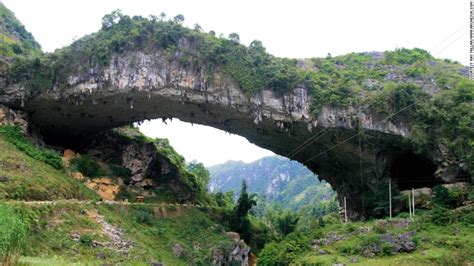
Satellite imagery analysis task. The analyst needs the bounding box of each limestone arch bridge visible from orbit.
[1,50,454,219]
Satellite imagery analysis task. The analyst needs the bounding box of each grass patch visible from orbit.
[0,204,30,265]
[0,126,63,170]
[0,131,98,201]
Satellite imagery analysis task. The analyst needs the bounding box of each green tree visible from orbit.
[215,191,234,209]
[101,9,123,29]
[187,161,211,191]
[230,180,256,242]
[159,12,166,21]
[173,14,185,24]
[275,210,299,236]
[228,32,240,43]
[193,23,202,32]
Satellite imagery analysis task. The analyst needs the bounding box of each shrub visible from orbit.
[448,187,466,207]
[364,180,403,218]
[337,241,358,255]
[257,241,280,265]
[258,239,306,265]
[460,211,474,225]
[468,185,474,201]
[432,185,464,208]
[275,210,299,237]
[381,242,394,256]
[79,233,93,246]
[384,48,433,65]
[70,155,105,178]
[0,205,30,265]
[431,204,452,225]
[131,208,155,225]
[109,164,132,182]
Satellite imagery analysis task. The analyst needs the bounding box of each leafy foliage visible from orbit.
[78,234,93,246]
[430,204,452,226]
[213,191,235,209]
[131,206,155,225]
[432,185,467,209]
[432,185,451,207]
[109,164,132,181]
[229,181,257,242]
[364,180,403,218]
[384,48,434,65]
[186,161,211,194]
[0,204,30,265]
[0,3,41,63]
[0,125,63,170]
[411,79,474,178]
[258,232,309,265]
[70,155,106,178]
[274,210,299,236]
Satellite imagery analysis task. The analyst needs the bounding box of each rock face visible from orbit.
[0,104,28,132]
[85,177,119,201]
[78,128,196,201]
[121,141,175,187]
[212,232,250,266]
[0,42,468,218]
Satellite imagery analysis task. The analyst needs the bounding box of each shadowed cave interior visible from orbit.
[391,152,438,190]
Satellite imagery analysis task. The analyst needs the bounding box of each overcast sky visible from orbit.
[3,0,469,166]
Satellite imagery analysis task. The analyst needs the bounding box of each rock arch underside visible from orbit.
[1,38,471,219]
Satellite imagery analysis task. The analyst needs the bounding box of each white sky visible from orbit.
[138,119,274,166]
[3,0,469,166]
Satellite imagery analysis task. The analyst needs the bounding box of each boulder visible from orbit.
[401,188,432,209]
[442,182,469,191]
[72,172,85,181]
[63,149,76,158]
[436,166,467,183]
[0,105,28,133]
[379,231,417,254]
[172,243,184,257]
[96,252,106,260]
[226,232,241,242]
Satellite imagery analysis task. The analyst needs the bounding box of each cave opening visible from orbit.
[391,152,438,190]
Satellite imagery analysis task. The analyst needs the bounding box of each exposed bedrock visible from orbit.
[0,49,468,218]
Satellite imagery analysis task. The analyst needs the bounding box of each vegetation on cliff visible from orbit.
[0,3,41,71]
[0,126,98,200]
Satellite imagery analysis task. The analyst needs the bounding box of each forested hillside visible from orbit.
[208,156,336,211]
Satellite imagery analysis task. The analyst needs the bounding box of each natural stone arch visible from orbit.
[2,49,422,219]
